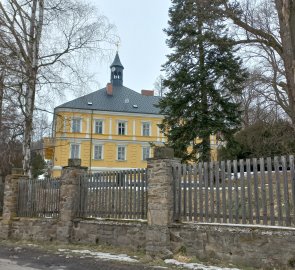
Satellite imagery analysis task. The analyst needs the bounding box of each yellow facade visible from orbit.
[48,109,165,177]
[46,108,219,177]
[45,53,219,177]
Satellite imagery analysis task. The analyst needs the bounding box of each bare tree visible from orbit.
[153,75,168,97]
[221,0,295,126]
[0,0,117,177]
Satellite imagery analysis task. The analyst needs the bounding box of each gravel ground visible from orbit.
[0,244,157,270]
[0,242,241,270]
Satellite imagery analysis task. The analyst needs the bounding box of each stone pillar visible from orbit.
[56,159,87,242]
[0,169,26,239]
[146,147,180,259]
[0,171,4,216]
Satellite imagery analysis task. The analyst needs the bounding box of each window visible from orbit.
[70,144,80,159]
[142,146,150,160]
[94,120,103,134]
[142,122,150,136]
[93,145,103,160]
[118,121,126,135]
[117,146,126,161]
[72,118,81,133]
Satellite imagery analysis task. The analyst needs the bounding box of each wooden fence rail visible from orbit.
[172,156,295,227]
[78,169,147,220]
[17,178,60,218]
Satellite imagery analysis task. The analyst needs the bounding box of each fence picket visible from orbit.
[233,159,239,224]
[221,161,227,223]
[198,162,204,222]
[282,156,291,226]
[227,160,233,223]
[188,165,193,221]
[204,162,209,222]
[253,158,260,224]
[215,161,221,223]
[209,161,215,223]
[260,158,268,225]
[274,156,283,226]
[193,164,198,222]
[289,155,295,226]
[240,159,246,224]
[133,169,137,219]
[267,157,275,225]
[246,159,253,224]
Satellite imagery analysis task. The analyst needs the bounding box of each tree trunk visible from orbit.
[275,0,295,126]
[198,18,211,162]
[22,72,37,178]
[0,71,4,135]
[22,0,44,177]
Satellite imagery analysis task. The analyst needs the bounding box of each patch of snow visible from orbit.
[0,258,40,270]
[37,174,45,180]
[184,222,295,231]
[57,249,138,263]
[165,259,240,270]
[26,244,39,247]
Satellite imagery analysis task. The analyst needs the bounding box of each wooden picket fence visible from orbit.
[78,169,147,220]
[172,156,295,227]
[17,178,60,218]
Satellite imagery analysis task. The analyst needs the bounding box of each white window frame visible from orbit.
[142,122,151,136]
[117,145,126,161]
[94,119,104,134]
[142,146,150,160]
[70,144,80,159]
[118,121,127,135]
[71,118,82,133]
[93,144,103,160]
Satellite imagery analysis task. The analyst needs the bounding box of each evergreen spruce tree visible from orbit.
[159,0,247,162]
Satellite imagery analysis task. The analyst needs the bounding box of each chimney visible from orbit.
[141,90,154,96]
[106,83,113,96]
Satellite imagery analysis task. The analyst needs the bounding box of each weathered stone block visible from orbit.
[68,159,81,167]
[153,147,174,159]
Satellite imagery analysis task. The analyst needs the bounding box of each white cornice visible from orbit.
[55,108,164,119]
[60,137,164,145]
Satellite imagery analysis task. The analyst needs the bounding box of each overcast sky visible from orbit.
[89,0,171,93]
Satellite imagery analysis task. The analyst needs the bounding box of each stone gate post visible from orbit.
[56,159,87,242]
[146,147,180,258]
[0,168,27,239]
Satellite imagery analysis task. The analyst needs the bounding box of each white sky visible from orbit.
[89,0,171,93]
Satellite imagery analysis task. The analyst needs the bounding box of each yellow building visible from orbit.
[47,53,165,177]
[45,53,220,177]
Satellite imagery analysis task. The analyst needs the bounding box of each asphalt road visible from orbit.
[0,244,162,270]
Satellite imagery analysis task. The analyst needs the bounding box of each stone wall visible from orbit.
[0,175,3,214]
[2,217,295,269]
[170,223,295,269]
[71,219,147,251]
[9,218,58,242]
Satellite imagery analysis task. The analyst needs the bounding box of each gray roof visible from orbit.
[110,52,124,68]
[56,85,161,115]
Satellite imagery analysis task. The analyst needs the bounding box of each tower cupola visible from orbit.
[110,52,124,86]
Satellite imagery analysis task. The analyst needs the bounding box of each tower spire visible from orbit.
[110,52,124,86]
